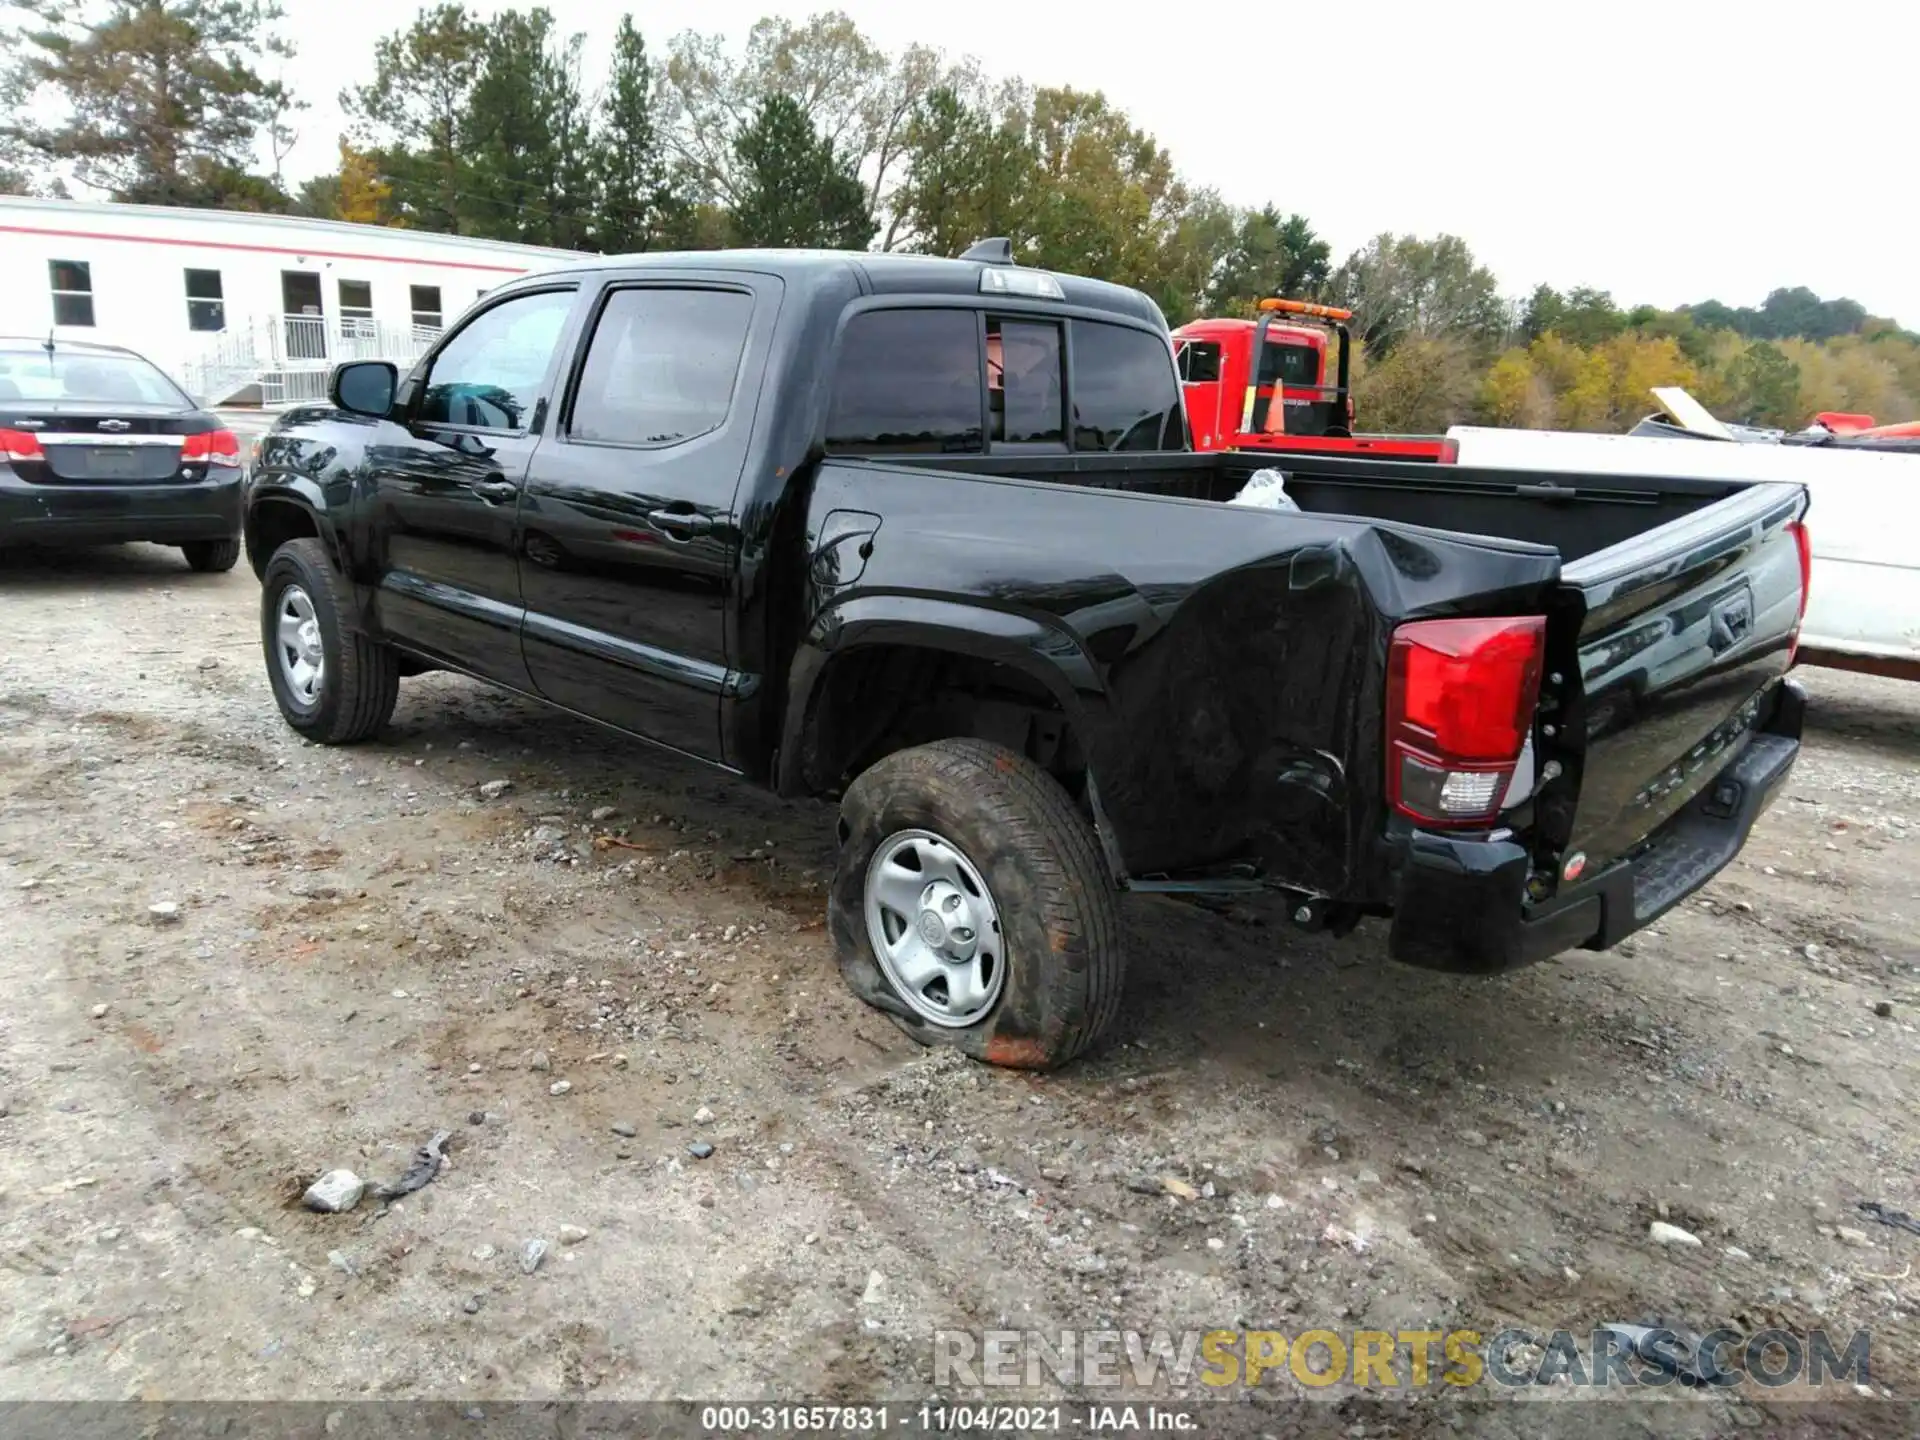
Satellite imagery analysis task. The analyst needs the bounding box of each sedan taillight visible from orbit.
[181,429,242,467]
[1,428,46,464]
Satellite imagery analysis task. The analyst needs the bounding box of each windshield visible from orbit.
[0,349,190,407]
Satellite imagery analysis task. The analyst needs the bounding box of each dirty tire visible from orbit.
[830,739,1123,1070]
[180,537,242,573]
[260,537,399,744]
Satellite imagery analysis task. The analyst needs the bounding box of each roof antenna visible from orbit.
[959,237,1014,266]
[43,329,56,355]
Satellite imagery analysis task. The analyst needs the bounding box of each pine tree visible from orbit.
[2,0,294,205]
[729,94,872,251]
[594,15,673,253]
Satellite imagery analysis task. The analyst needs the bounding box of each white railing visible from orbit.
[178,313,441,407]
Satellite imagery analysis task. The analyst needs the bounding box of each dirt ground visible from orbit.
[2,538,1916,1434]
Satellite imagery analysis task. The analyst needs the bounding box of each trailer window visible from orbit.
[49,260,94,328]
[185,269,225,332]
[1256,341,1320,387]
[1069,320,1184,452]
[827,309,984,455]
[987,318,1063,446]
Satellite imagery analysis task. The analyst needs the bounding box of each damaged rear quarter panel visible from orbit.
[800,462,1562,898]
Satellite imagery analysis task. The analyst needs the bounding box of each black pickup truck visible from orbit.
[243,245,1811,1069]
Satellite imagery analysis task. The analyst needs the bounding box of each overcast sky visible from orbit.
[269,0,1917,326]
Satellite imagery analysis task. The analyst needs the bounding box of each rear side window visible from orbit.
[1257,341,1320,387]
[988,318,1064,446]
[827,310,983,455]
[1070,321,1184,451]
[571,288,752,447]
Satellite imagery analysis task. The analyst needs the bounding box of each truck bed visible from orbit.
[811,446,1806,964]
[889,448,1745,564]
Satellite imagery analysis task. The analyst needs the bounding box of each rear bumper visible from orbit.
[0,475,243,546]
[1387,678,1805,974]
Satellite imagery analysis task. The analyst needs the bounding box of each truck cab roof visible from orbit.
[536,248,1171,331]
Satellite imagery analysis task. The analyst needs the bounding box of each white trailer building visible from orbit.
[0,196,587,404]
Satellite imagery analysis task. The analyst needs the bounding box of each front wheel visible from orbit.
[260,538,399,744]
[828,739,1125,1070]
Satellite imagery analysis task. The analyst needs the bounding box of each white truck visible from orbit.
[1446,391,1920,681]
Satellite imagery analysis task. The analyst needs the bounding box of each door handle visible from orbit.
[475,479,518,504]
[647,508,714,539]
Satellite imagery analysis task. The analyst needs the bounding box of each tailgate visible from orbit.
[1553,480,1806,872]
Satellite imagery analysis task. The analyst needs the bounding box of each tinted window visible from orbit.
[827,310,982,455]
[417,289,573,430]
[571,288,752,447]
[0,348,187,406]
[1257,341,1320,387]
[1070,320,1183,452]
[988,318,1063,445]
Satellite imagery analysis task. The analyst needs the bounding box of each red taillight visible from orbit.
[1435,437,1460,465]
[1786,519,1812,668]
[1386,615,1546,826]
[181,429,242,467]
[1,428,45,464]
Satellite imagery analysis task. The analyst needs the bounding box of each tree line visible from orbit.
[2,0,1915,431]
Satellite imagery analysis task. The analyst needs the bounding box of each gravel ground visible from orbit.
[1,541,1916,1434]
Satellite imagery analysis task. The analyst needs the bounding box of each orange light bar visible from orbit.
[1258,297,1353,322]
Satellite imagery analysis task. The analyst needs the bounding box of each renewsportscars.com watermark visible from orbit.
[934,1327,1874,1391]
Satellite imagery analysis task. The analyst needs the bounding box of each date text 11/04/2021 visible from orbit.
[700,1405,1197,1432]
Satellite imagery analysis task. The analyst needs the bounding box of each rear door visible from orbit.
[1552,480,1806,872]
[366,284,581,684]
[517,272,775,762]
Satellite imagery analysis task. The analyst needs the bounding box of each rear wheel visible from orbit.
[260,538,398,744]
[829,739,1124,1070]
[180,537,241,573]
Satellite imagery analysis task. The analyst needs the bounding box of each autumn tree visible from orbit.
[1331,233,1506,357]
[2,0,294,206]
[1351,334,1478,434]
[729,93,873,250]
[1724,341,1802,427]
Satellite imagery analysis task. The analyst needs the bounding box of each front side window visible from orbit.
[571,288,752,447]
[826,309,983,455]
[50,260,94,328]
[987,318,1063,445]
[185,269,224,332]
[1069,320,1184,452]
[416,288,574,431]
[410,284,443,333]
[1175,340,1221,383]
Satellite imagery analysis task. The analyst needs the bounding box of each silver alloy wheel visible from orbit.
[275,584,325,708]
[864,828,1006,1028]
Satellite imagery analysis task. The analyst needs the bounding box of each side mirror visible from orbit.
[330,360,398,418]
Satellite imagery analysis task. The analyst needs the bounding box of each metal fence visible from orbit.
[179,314,441,407]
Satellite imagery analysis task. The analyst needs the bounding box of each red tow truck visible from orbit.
[1173,298,1450,460]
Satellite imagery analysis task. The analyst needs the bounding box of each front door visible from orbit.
[366,284,580,686]
[281,271,327,360]
[518,277,773,761]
